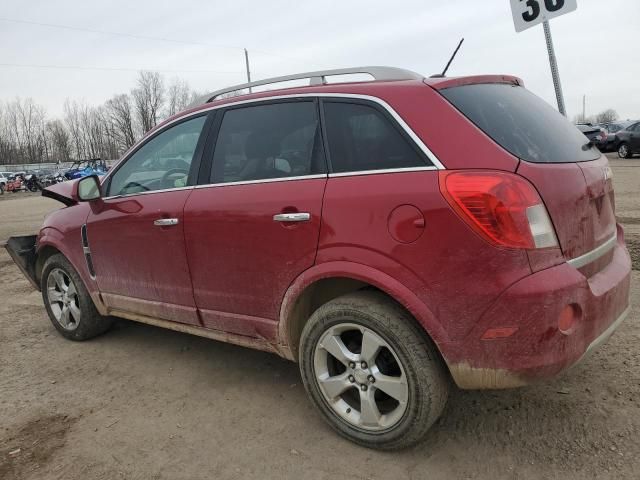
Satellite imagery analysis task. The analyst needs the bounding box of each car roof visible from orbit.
[155,67,523,135]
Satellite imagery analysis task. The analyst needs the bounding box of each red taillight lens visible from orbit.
[439,170,558,249]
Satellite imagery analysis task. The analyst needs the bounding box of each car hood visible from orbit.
[42,179,79,206]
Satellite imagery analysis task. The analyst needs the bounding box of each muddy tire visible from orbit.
[41,253,113,341]
[299,290,449,450]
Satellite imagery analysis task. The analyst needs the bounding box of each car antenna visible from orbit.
[430,38,464,78]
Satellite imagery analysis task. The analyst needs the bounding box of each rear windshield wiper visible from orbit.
[582,140,595,151]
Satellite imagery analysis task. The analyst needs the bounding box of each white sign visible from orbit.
[510,0,577,32]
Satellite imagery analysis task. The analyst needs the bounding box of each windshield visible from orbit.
[441,83,601,163]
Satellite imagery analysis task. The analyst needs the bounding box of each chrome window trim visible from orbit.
[328,166,439,178]
[102,185,194,201]
[105,93,444,176]
[566,233,617,269]
[101,92,445,198]
[194,174,327,190]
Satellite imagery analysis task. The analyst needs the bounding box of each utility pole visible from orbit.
[542,20,566,116]
[244,48,252,93]
[582,94,586,122]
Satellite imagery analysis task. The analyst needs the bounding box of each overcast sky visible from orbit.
[0,0,638,120]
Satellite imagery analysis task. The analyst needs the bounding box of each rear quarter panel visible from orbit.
[317,171,532,351]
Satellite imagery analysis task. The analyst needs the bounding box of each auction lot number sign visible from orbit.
[510,0,577,32]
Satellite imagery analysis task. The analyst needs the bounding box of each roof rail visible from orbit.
[196,66,424,104]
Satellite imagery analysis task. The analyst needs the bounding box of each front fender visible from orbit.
[278,260,450,359]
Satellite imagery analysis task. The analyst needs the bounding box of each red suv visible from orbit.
[6,67,631,449]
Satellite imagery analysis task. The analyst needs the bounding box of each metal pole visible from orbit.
[542,20,566,116]
[244,48,252,93]
[582,94,586,121]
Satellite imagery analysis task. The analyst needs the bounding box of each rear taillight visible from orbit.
[439,170,558,250]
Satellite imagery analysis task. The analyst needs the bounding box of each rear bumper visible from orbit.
[446,226,631,389]
[3,235,39,290]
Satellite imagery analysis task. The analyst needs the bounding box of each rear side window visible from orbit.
[322,101,427,173]
[441,83,601,163]
[210,101,325,183]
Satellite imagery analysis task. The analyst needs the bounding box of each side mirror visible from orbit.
[76,175,102,202]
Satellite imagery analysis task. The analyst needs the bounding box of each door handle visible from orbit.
[273,212,311,223]
[153,218,179,227]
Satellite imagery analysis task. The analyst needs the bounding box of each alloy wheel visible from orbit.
[619,144,629,158]
[313,322,409,432]
[46,268,81,331]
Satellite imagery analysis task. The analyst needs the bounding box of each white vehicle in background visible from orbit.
[0,171,12,194]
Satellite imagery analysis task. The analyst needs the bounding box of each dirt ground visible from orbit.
[1,155,639,480]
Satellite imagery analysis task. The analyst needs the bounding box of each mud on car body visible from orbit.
[5,66,631,450]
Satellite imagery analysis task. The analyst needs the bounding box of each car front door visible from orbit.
[183,100,327,339]
[87,113,211,325]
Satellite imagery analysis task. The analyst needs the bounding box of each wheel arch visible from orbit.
[277,261,449,363]
[36,230,108,315]
[35,243,62,285]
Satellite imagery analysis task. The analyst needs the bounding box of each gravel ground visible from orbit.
[1,155,639,479]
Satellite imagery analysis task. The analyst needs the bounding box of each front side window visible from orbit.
[210,101,325,183]
[322,101,427,173]
[108,115,207,196]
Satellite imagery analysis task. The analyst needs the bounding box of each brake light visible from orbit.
[439,170,558,249]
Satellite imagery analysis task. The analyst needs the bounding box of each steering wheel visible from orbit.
[161,168,189,189]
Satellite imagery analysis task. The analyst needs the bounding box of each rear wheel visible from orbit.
[299,290,448,450]
[41,254,113,340]
[618,142,632,159]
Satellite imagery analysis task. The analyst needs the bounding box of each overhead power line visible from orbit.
[0,16,299,60]
[0,62,244,74]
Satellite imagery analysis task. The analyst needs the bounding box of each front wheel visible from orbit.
[41,254,113,340]
[299,290,449,450]
[618,142,632,159]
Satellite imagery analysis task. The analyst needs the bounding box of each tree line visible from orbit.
[572,108,619,125]
[0,71,200,166]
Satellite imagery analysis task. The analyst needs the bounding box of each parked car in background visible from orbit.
[615,121,640,158]
[597,121,630,152]
[0,171,11,192]
[5,173,25,193]
[64,159,109,180]
[5,67,631,450]
[576,123,607,150]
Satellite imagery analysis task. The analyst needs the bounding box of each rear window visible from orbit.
[441,83,600,163]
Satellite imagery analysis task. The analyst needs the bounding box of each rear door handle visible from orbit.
[273,212,311,223]
[154,218,179,227]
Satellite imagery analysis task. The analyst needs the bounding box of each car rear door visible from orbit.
[183,99,327,339]
[87,113,211,325]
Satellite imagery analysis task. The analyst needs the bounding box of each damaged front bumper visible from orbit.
[3,235,39,290]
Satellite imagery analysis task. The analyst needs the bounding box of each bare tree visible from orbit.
[64,99,86,160]
[166,78,193,117]
[0,71,202,165]
[46,119,71,162]
[595,109,618,124]
[5,98,47,163]
[105,94,137,151]
[132,71,165,133]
